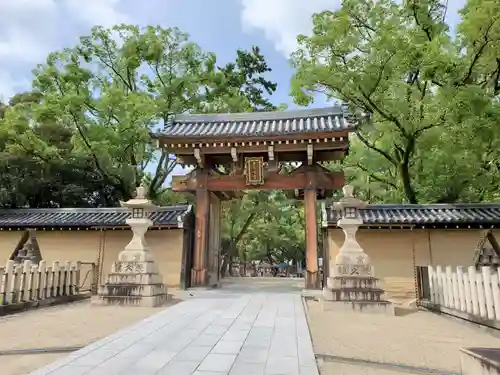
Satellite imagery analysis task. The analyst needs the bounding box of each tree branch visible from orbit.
[354,163,397,189]
[367,53,394,97]
[234,212,257,245]
[458,17,499,86]
[359,88,409,138]
[355,130,398,165]
[411,4,433,41]
[493,58,500,95]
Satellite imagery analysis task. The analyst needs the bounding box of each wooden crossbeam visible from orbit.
[172,169,344,192]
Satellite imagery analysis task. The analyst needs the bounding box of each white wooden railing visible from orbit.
[0,260,81,306]
[423,265,500,323]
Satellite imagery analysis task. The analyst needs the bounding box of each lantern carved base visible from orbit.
[322,266,393,315]
[92,260,169,307]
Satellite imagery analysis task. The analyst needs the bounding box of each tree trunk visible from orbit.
[400,136,418,204]
[229,256,236,276]
[399,162,418,203]
[219,253,229,278]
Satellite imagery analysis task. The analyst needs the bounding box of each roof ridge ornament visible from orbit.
[163,113,176,131]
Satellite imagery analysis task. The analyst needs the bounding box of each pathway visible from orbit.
[29,278,318,375]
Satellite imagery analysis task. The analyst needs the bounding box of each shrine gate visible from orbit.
[155,107,356,289]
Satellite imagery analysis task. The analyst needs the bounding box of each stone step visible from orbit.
[98,283,166,297]
[323,287,385,302]
[105,273,163,285]
[92,293,169,307]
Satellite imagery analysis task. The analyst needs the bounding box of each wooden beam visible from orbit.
[161,140,350,155]
[268,145,274,161]
[307,144,313,165]
[194,148,203,168]
[172,170,344,192]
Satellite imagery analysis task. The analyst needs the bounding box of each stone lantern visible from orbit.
[118,185,157,262]
[92,185,168,307]
[322,185,393,314]
[332,184,370,275]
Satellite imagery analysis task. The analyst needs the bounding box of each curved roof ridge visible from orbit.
[365,203,500,209]
[0,205,193,228]
[157,106,355,139]
[327,203,500,226]
[173,106,346,123]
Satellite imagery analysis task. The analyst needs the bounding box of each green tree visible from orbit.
[292,0,500,203]
[0,92,119,207]
[204,46,278,112]
[245,191,304,264]
[3,25,279,207]
[219,190,305,277]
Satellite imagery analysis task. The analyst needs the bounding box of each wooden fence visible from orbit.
[0,260,81,306]
[417,265,500,327]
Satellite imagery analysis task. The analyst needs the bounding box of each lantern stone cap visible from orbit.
[120,186,157,210]
[333,184,367,211]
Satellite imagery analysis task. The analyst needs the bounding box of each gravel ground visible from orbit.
[0,299,178,375]
[306,300,500,375]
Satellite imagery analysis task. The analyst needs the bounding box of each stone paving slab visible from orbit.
[28,293,318,375]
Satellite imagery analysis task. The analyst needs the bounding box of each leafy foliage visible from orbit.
[220,191,305,276]
[0,25,279,207]
[291,0,500,203]
[1,2,500,268]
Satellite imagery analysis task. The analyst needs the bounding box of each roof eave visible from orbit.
[0,224,180,230]
[327,222,500,228]
[156,129,356,145]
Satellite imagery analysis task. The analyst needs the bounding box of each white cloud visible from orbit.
[240,0,339,57]
[0,71,30,102]
[240,0,466,58]
[0,0,130,98]
[63,0,131,29]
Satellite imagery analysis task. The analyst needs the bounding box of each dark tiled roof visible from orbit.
[159,107,355,138]
[0,205,192,228]
[327,204,500,226]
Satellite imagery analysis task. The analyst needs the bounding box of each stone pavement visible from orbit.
[28,283,318,375]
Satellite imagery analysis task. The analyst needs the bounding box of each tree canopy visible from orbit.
[0,25,280,207]
[1,1,499,267]
[292,0,500,203]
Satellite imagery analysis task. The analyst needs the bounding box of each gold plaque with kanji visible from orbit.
[245,157,264,186]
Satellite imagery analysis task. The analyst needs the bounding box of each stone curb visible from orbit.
[316,353,459,375]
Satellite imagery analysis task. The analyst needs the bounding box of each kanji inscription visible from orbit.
[245,157,264,186]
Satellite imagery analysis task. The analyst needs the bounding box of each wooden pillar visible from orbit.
[304,171,319,289]
[191,170,210,287]
[321,226,329,289]
[207,193,221,287]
